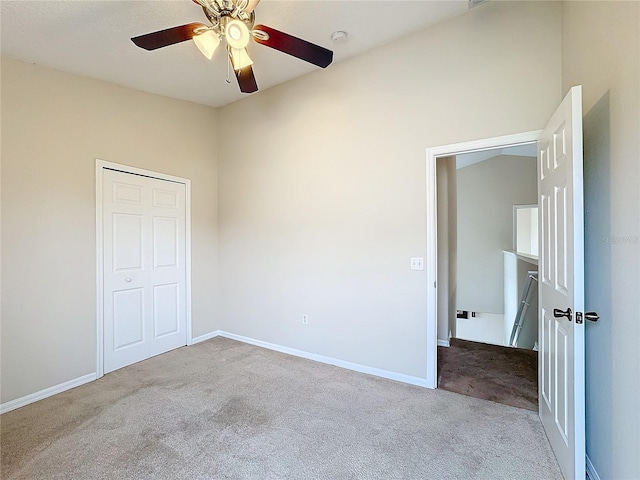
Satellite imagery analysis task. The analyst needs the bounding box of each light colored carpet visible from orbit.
[1,337,562,479]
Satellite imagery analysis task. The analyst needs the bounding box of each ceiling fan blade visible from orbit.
[235,65,258,93]
[131,23,207,51]
[252,24,333,68]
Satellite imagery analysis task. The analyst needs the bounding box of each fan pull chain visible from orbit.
[226,55,232,84]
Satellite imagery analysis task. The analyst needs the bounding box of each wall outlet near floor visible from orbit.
[302,314,309,325]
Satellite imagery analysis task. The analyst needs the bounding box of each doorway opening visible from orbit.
[425,131,541,391]
[434,144,539,410]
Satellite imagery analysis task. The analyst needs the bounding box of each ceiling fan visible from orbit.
[131,0,334,94]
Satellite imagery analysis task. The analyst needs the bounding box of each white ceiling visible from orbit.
[0,0,470,107]
[456,143,538,169]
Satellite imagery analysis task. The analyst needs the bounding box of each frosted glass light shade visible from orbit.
[193,30,220,60]
[225,19,251,49]
[229,48,253,70]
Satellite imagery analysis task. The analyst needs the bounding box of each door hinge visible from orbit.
[576,312,583,324]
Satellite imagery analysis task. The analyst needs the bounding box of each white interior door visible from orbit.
[103,168,187,373]
[538,86,585,480]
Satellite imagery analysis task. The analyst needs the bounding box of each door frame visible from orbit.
[95,159,193,378]
[424,130,542,389]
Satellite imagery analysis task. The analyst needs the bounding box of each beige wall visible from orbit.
[456,155,537,314]
[0,58,219,403]
[436,157,457,343]
[562,2,640,479]
[216,1,561,379]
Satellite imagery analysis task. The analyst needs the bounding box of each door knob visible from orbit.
[553,307,572,321]
[584,312,600,322]
[125,278,132,283]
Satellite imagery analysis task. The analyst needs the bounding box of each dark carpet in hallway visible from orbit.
[438,338,538,411]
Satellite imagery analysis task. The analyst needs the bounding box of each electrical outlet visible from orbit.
[302,314,309,325]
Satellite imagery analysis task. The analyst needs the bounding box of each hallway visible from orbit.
[438,338,537,411]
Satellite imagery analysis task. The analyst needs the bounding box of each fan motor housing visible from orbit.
[202,5,255,30]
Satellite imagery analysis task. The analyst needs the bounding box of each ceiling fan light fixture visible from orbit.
[225,19,251,49]
[229,47,253,70]
[131,0,333,94]
[193,30,220,59]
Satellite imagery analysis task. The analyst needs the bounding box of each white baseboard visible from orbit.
[191,330,222,345]
[214,331,430,388]
[586,455,601,480]
[1,330,429,414]
[0,373,97,415]
[437,339,450,347]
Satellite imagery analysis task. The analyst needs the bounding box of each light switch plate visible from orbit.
[410,257,424,271]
